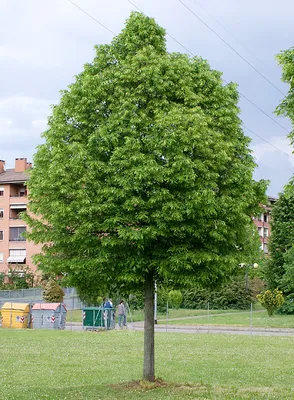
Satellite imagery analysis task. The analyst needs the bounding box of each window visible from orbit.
[8,249,26,264]
[9,227,26,241]
[0,208,3,219]
[258,214,264,222]
[264,228,269,238]
[0,231,3,240]
[264,244,268,254]
[264,214,268,223]
[0,187,4,196]
[258,227,263,237]
[0,252,3,263]
[9,249,26,257]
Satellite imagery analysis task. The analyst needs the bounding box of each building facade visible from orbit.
[253,196,277,254]
[0,158,40,273]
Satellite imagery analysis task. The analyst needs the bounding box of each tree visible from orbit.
[43,279,64,303]
[256,289,284,316]
[25,12,266,381]
[275,47,294,126]
[265,47,294,294]
[265,186,294,291]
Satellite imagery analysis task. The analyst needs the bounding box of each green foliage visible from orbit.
[256,289,284,316]
[266,48,294,298]
[24,12,267,380]
[128,287,168,313]
[182,277,255,310]
[168,290,183,309]
[43,279,64,302]
[0,272,5,289]
[0,265,34,290]
[25,11,266,297]
[265,187,294,292]
[275,47,294,123]
[277,293,294,315]
[157,286,169,313]
[128,291,145,311]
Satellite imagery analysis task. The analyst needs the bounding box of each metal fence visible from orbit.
[0,287,84,311]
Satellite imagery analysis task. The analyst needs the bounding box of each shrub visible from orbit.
[127,287,169,313]
[168,290,182,309]
[182,276,255,310]
[43,279,64,302]
[256,289,284,316]
[128,291,144,310]
[276,293,294,315]
[0,265,34,289]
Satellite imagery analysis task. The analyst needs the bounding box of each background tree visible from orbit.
[265,185,294,290]
[25,12,266,381]
[265,47,294,303]
[43,279,64,303]
[275,47,294,127]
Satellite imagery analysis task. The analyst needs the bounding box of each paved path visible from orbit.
[65,320,294,336]
[153,309,264,322]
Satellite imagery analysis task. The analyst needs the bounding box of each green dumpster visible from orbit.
[82,307,115,330]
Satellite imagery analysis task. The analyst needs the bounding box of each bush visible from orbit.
[276,293,294,315]
[0,265,34,290]
[257,289,284,316]
[43,279,64,302]
[182,277,255,310]
[128,291,144,310]
[168,290,182,309]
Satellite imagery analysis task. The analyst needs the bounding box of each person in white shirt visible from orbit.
[117,300,126,328]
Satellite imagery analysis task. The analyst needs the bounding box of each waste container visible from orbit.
[31,303,67,330]
[1,302,31,328]
[82,307,115,330]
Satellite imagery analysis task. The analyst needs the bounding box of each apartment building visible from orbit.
[253,196,277,254]
[0,158,40,273]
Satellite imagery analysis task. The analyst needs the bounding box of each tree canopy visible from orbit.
[265,47,294,295]
[25,12,266,381]
[266,184,294,291]
[276,47,294,136]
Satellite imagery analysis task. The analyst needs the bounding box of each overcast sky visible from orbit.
[0,0,293,197]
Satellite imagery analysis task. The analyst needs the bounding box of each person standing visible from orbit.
[103,298,113,329]
[117,300,126,328]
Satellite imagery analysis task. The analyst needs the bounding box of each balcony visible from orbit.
[10,193,27,198]
[9,183,27,199]
[10,207,26,222]
[9,198,28,206]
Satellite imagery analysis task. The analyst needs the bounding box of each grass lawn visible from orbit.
[66,306,294,330]
[0,329,294,399]
[66,308,247,324]
[162,311,294,329]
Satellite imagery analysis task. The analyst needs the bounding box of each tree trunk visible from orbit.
[143,270,155,381]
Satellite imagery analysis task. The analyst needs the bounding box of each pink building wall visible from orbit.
[0,158,41,274]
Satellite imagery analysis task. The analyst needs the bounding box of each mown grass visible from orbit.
[162,311,294,328]
[0,329,293,399]
[66,307,248,324]
[66,306,294,330]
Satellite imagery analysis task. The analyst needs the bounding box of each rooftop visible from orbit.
[0,169,29,184]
